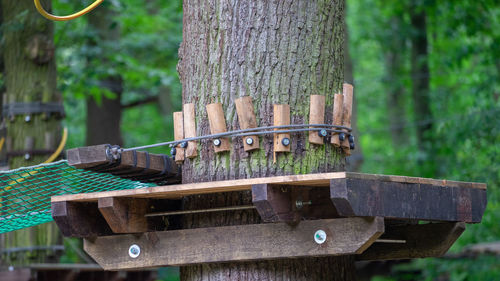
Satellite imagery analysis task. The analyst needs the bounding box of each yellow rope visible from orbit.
[3,128,68,192]
[34,0,103,21]
[0,137,4,153]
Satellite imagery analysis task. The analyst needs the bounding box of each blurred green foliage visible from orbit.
[348,0,499,280]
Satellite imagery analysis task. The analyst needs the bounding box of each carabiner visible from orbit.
[34,0,104,21]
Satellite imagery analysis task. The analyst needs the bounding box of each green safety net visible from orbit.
[0,160,156,234]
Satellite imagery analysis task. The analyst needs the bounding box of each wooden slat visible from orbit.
[52,201,112,238]
[358,222,465,260]
[67,144,110,169]
[235,96,259,151]
[84,217,384,270]
[206,103,231,153]
[331,93,344,147]
[309,95,326,145]
[183,103,197,158]
[330,178,487,223]
[341,83,353,155]
[173,111,185,163]
[52,172,486,205]
[273,104,291,153]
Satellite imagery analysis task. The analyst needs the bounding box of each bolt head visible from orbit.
[170,147,177,156]
[128,244,141,258]
[314,230,327,244]
[281,137,291,147]
[24,115,31,122]
[350,141,355,150]
[179,141,188,148]
[213,139,222,147]
[245,137,254,145]
[339,133,346,142]
[24,153,31,160]
[348,134,354,143]
[319,129,328,137]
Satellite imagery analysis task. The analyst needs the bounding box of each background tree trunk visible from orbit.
[86,3,124,146]
[0,0,62,265]
[178,1,355,280]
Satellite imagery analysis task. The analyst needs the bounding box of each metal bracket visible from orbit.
[2,102,65,120]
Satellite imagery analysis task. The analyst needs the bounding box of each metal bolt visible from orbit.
[24,153,31,160]
[24,115,31,122]
[338,132,345,142]
[348,134,354,143]
[179,141,188,148]
[296,199,312,210]
[128,244,141,258]
[318,129,328,137]
[281,137,290,147]
[245,137,254,145]
[170,147,177,156]
[350,141,355,150]
[314,230,327,244]
[213,138,222,147]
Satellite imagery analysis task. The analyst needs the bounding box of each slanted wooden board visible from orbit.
[84,217,384,270]
[52,172,486,223]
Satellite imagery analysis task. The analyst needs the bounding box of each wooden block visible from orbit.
[358,222,465,260]
[341,83,354,155]
[84,217,384,270]
[251,184,298,222]
[98,197,151,233]
[206,103,231,153]
[52,201,112,238]
[67,144,110,169]
[309,95,326,145]
[330,178,487,223]
[183,103,197,158]
[273,104,291,153]
[173,111,185,163]
[235,96,259,151]
[331,93,344,147]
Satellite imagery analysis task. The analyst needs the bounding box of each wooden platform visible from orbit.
[50,172,487,269]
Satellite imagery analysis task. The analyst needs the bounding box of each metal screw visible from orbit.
[170,147,177,156]
[24,115,31,122]
[213,138,222,147]
[296,199,312,210]
[348,134,354,143]
[128,244,141,258]
[314,230,327,244]
[179,141,188,148]
[318,129,328,137]
[245,137,254,145]
[338,132,345,142]
[24,153,31,160]
[281,137,290,147]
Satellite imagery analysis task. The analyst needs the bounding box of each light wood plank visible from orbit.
[235,96,259,151]
[309,95,326,145]
[206,103,231,153]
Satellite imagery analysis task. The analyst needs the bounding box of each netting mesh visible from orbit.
[0,160,156,234]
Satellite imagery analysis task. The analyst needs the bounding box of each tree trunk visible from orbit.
[409,4,433,175]
[0,0,62,265]
[85,3,124,146]
[178,1,355,280]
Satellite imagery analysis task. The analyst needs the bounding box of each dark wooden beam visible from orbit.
[67,144,110,169]
[330,178,487,223]
[358,222,465,260]
[84,217,384,270]
[52,201,112,238]
[251,184,298,222]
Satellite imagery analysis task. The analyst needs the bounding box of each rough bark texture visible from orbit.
[178,1,355,280]
[0,0,62,265]
[86,4,124,146]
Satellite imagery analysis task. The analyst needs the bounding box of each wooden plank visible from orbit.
[183,103,197,158]
[331,93,344,147]
[358,222,465,260]
[341,83,353,155]
[0,269,31,281]
[235,96,259,151]
[52,201,112,238]
[67,144,110,169]
[206,103,231,153]
[330,178,487,223]
[84,217,384,270]
[98,197,151,233]
[309,95,326,145]
[173,111,185,163]
[52,172,486,205]
[251,184,298,222]
[273,104,291,153]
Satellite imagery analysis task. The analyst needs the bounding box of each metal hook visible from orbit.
[34,0,104,21]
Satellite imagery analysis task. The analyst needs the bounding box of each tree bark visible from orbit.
[0,0,62,265]
[178,1,355,280]
[85,3,124,146]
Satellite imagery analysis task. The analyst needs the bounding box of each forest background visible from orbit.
[0,0,498,280]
